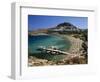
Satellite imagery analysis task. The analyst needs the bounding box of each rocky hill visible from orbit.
[48,22,81,33]
[55,22,77,29]
[29,22,82,35]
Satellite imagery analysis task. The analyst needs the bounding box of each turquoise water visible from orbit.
[28,35,71,60]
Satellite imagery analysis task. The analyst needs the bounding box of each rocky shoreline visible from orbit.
[28,34,87,66]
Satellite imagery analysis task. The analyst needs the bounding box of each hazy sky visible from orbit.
[28,15,88,31]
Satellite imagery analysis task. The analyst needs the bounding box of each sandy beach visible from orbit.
[59,35,87,63]
[28,34,87,66]
[62,35,83,55]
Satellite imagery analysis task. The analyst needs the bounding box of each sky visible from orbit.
[28,15,88,31]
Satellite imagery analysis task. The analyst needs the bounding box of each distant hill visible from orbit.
[49,22,80,32]
[55,22,77,29]
[28,29,48,36]
[28,22,84,35]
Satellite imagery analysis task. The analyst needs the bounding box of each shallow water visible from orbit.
[28,35,70,54]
